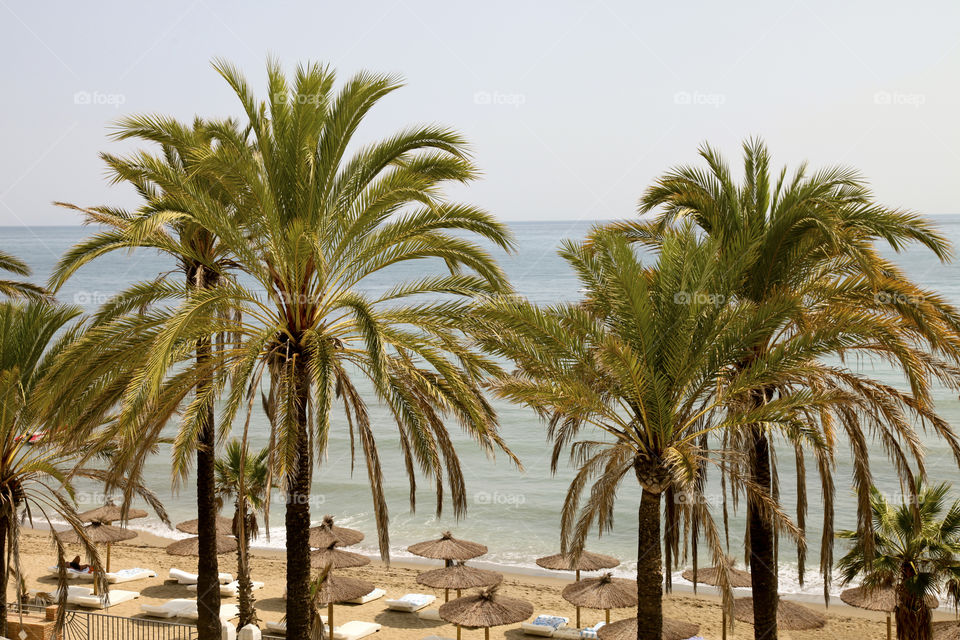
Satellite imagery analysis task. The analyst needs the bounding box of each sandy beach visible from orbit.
[12,528,957,640]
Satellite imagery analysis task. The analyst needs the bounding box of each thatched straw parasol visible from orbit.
[597,617,701,640]
[78,502,147,524]
[536,550,620,626]
[934,620,960,640]
[561,573,637,624]
[308,515,364,548]
[680,564,752,640]
[681,565,752,589]
[733,597,826,630]
[58,522,138,592]
[841,586,939,640]
[309,542,371,569]
[439,586,533,640]
[165,535,237,556]
[408,531,487,564]
[417,562,502,602]
[175,517,235,537]
[313,573,375,632]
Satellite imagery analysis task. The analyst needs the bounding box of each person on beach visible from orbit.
[66,556,91,572]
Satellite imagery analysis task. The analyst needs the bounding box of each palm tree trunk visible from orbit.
[747,426,778,640]
[236,505,257,628]
[0,515,8,636]
[285,354,313,640]
[896,574,932,640]
[193,266,221,640]
[636,489,663,640]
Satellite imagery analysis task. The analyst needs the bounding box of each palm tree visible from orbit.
[838,482,960,640]
[473,228,843,640]
[616,139,960,640]
[117,59,519,640]
[0,250,46,300]
[214,439,271,628]
[50,117,245,640]
[0,301,113,632]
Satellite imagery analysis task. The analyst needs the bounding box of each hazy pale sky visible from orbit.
[3,0,960,225]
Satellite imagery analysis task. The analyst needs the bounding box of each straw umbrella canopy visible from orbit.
[681,566,752,589]
[598,617,701,640]
[680,565,752,640]
[841,586,939,640]
[309,542,371,569]
[417,562,502,602]
[408,531,487,566]
[536,551,619,580]
[165,535,237,556]
[77,503,147,524]
[536,551,620,627]
[308,515,364,548]
[562,573,637,624]
[176,517,235,537]
[58,522,137,570]
[58,523,138,592]
[732,597,826,630]
[439,586,533,640]
[312,572,375,632]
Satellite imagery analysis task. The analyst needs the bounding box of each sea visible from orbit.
[4,219,960,603]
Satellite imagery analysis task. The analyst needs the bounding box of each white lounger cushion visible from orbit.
[522,614,570,636]
[332,621,381,640]
[180,603,239,621]
[385,593,435,612]
[141,598,196,618]
[39,586,140,609]
[169,568,234,584]
[49,566,156,584]
[187,580,264,596]
[346,588,386,604]
[417,608,442,621]
[265,619,328,635]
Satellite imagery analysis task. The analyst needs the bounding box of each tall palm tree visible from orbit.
[615,139,960,640]
[0,250,46,300]
[473,228,845,640]
[50,117,244,640]
[838,482,960,640]
[0,301,123,632]
[214,440,271,628]
[114,59,519,640]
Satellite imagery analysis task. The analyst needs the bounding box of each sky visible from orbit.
[2,0,960,226]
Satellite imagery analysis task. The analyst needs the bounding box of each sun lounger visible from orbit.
[141,598,197,619]
[180,603,239,621]
[265,619,328,635]
[187,580,264,596]
[553,622,606,640]
[522,614,570,636]
[48,566,156,584]
[332,621,381,640]
[169,568,234,584]
[384,593,435,613]
[346,587,386,604]
[30,585,140,609]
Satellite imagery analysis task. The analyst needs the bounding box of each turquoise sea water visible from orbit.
[3,219,960,599]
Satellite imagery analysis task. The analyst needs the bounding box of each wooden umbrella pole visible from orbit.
[328,603,334,634]
[106,542,112,573]
[605,608,610,624]
[456,625,461,640]
[722,609,727,640]
[484,628,489,640]
[576,606,581,629]
[887,613,892,640]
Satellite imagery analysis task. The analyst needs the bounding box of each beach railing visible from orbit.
[7,603,198,640]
